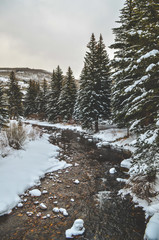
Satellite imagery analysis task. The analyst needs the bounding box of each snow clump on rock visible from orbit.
[65,219,85,238]
[29,189,41,197]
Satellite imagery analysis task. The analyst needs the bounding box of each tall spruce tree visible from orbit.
[111,0,159,132]
[97,34,111,119]
[110,0,139,128]
[47,66,63,122]
[55,65,63,94]
[75,64,93,129]
[77,33,111,132]
[58,67,77,121]
[124,0,159,131]
[8,71,23,119]
[111,0,159,180]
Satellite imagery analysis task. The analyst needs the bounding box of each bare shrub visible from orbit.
[0,130,9,157]
[5,121,27,149]
[126,174,157,203]
[27,126,42,140]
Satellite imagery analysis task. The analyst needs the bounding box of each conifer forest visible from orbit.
[0,0,159,239]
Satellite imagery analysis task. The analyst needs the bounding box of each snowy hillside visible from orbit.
[0,68,52,93]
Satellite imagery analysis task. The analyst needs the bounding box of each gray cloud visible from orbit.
[0,0,124,78]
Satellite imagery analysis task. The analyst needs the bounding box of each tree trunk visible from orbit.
[95,118,99,133]
[127,127,129,138]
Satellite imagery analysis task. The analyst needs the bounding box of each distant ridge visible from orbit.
[0,67,52,75]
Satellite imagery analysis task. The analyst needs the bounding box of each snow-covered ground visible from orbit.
[0,124,71,216]
[24,119,84,132]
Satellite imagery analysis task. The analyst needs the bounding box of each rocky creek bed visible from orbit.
[0,127,146,240]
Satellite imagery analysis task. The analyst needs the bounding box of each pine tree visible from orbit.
[47,66,63,122]
[58,67,77,121]
[76,64,93,129]
[0,82,8,128]
[24,80,40,117]
[110,0,139,128]
[55,65,63,94]
[111,0,159,132]
[110,0,159,181]
[8,71,23,119]
[77,33,111,132]
[37,79,48,119]
[97,34,111,119]
[124,0,159,131]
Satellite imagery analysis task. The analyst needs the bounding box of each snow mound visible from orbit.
[144,213,159,240]
[120,158,132,169]
[65,219,85,238]
[29,189,41,197]
[109,167,117,174]
[73,179,80,184]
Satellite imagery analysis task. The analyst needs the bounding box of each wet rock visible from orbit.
[26,212,33,217]
[39,203,47,210]
[73,179,80,184]
[29,189,41,197]
[17,203,23,208]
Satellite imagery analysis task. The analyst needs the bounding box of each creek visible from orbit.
[0,127,146,240]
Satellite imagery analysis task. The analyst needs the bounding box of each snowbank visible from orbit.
[120,158,132,169]
[0,134,71,216]
[144,213,159,240]
[24,119,84,132]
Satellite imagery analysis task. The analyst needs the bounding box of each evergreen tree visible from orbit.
[124,0,159,131]
[111,0,159,131]
[37,79,48,119]
[0,82,8,128]
[76,64,93,129]
[47,66,63,122]
[97,34,111,119]
[24,80,40,117]
[8,71,23,119]
[55,65,63,94]
[58,67,77,121]
[110,0,159,181]
[77,33,111,132]
[110,0,138,128]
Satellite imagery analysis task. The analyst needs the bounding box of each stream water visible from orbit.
[0,127,146,240]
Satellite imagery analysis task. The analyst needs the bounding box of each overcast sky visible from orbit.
[0,0,124,78]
